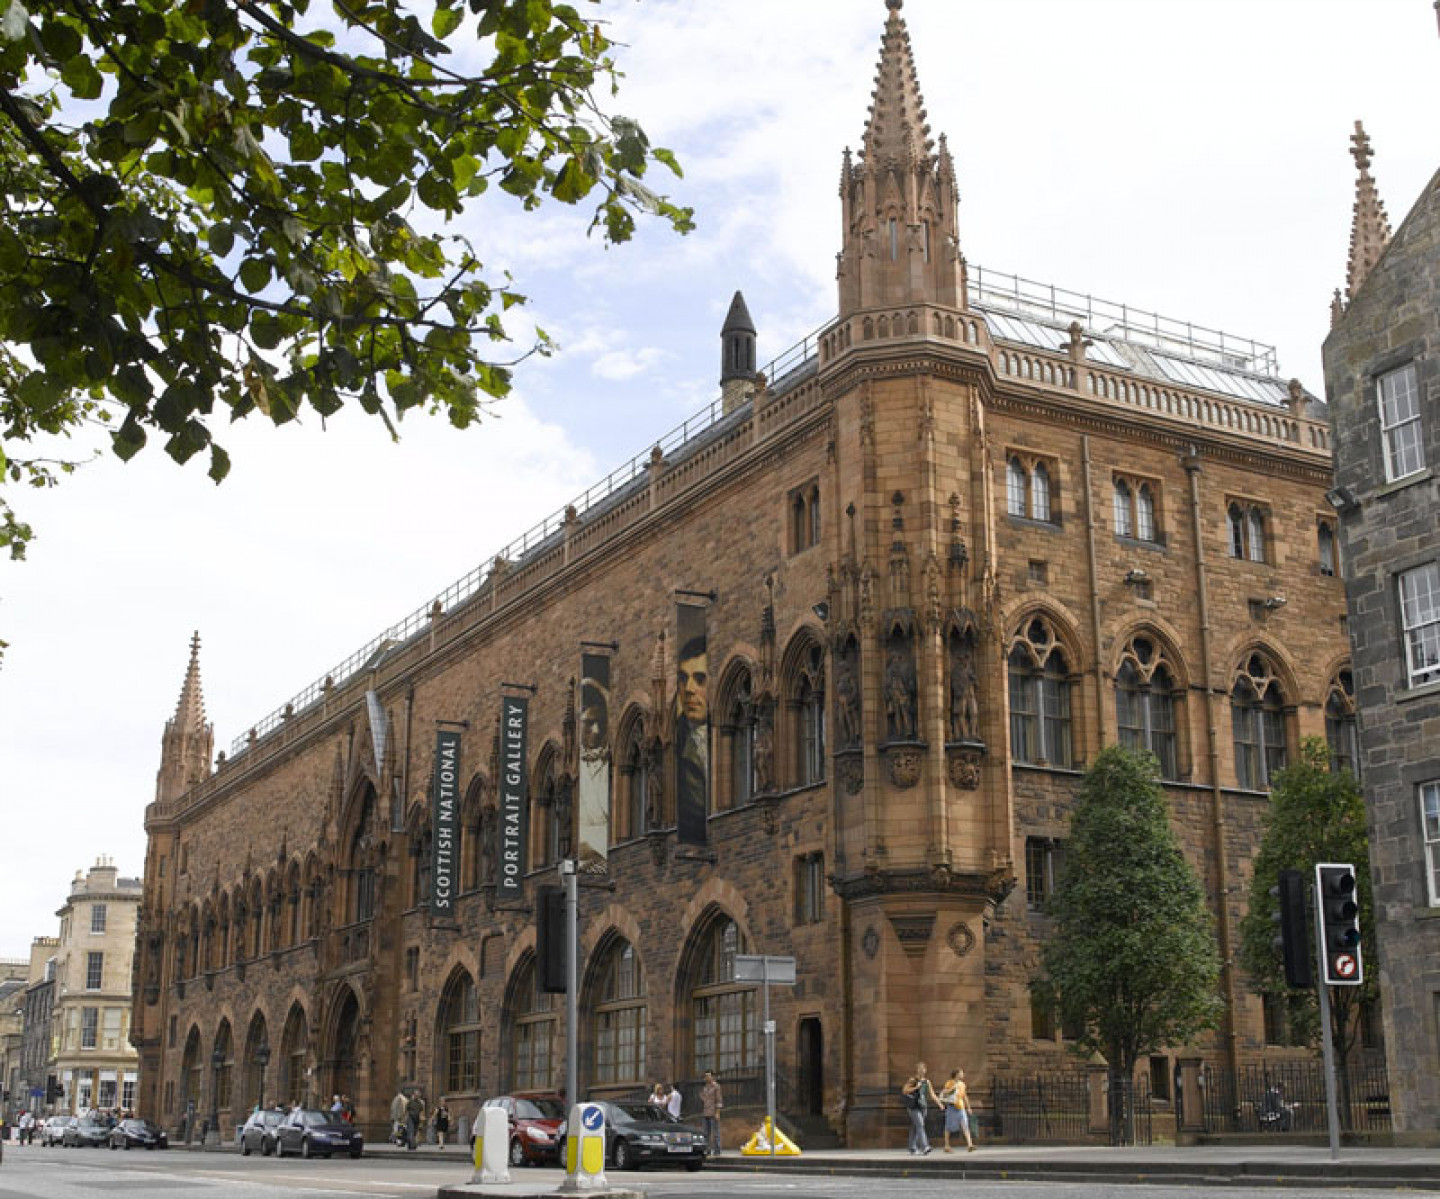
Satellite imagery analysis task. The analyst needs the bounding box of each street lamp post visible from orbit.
[255,1043,271,1111]
[206,1048,222,1147]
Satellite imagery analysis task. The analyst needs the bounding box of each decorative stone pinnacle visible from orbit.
[1350,121,1373,174]
[1344,119,1392,301]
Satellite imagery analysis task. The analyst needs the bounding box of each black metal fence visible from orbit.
[991,1072,1154,1145]
[1198,1057,1390,1135]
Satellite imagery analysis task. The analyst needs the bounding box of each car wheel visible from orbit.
[124,1141,132,1150]
[302,1136,313,1159]
[109,1141,118,1150]
[275,1139,286,1159]
[349,1146,363,1159]
[241,1137,251,1157]
[686,1158,704,1172]
[509,1138,527,1168]
[612,1139,633,1171]
[261,1137,272,1157]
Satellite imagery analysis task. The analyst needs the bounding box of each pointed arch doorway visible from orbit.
[325,988,361,1107]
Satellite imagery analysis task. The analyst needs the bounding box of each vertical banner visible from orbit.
[498,695,530,900]
[577,654,612,870]
[430,728,461,918]
[675,603,710,846]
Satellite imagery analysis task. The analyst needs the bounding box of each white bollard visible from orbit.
[470,1105,511,1185]
[561,1102,608,1192]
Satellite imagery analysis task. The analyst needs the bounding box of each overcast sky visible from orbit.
[1,0,1436,963]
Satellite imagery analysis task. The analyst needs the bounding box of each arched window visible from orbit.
[1006,458,1027,517]
[180,1027,203,1114]
[411,820,433,909]
[1136,484,1157,542]
[279,1003,308,1108]
[1115,635,1179,779]
[1112,479,1134,538]
[1032,463,1052,522]
[618,716,649,841]
[689,917,758,1075]
[218,894,231,967]
[248,882,264,957]
[1008,617,1073,767]
[720,668,757,810]
[591,939,646,1086]
[510,958,556,1092]
[1231,654,1288,789]
[286,865,301,946]
[1325,669,1359,777]
[788,642,826,787]
[533,750,559,870]
[213,1019,234,1116]
[808,484,822,547]
[437,970,481,1095]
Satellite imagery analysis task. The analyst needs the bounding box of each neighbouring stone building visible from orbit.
[0,960,28,1122]
[18,937,59,1119]
[1324,124,1440,1141]
[135,0,1356,1147]
[52,859,142,1115]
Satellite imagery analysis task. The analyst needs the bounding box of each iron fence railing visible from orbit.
[1199,1057,1390,1135]
[991,1071,1155,1146]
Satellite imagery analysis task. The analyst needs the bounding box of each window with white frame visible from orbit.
[1422,782,1440,908]
[86,951,103,990]
[1378,363,1425,481]
[90,904,107,933]
[80,1006,98,1050]
[1399,563,1440,687]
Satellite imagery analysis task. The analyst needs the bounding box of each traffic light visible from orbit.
[45,1076,58,1106]
[535,885,567,994]
[1270,869,1313,989]
[1316,863,1363,986]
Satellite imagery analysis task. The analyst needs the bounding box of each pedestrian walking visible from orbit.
[389,1088,409,1146]
[665,1082,683,1121]
[699,1071,724,1156]
[404,1091,425,1149]
[939,1068,975,1152]
[433,1102,450,1149]
[902,1062,937,1155]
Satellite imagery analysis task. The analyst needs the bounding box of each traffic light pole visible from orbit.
[562,859,578,1116]
[1313,877,1341,1162]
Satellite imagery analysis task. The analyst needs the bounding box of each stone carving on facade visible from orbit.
[882,632,918,742]
[753,706,775,796]
[645,739,665,830]
[947,922,977,958]
[861,925,880,960]
[834,640,863,750]
[555,776,574,860]
[885,744,923,789]
[946,625,981,745]
[887,911,936,959]
[835,752,865,796]
[947,750,982,790]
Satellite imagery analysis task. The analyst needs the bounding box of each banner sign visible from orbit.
[577,653,612,870]
[497,695,530,900]
[430,728,461,918]
[675,603,710,846]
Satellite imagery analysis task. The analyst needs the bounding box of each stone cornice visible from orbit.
[830,863,1014,904]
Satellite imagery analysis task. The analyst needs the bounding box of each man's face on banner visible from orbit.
[677,652,709,722]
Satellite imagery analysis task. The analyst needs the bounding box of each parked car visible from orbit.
[62,1117,110,1148]
[108,1118,168,1150]
[274,1108,363,1159]
[480,1093,566,1167]
[239,1108,287,1157]
[41,1116,75,1147]
[584,1101,706,1172]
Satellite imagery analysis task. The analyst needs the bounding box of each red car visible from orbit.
[479,1093,566,1166]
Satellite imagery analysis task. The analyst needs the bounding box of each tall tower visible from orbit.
[719,290,757,413]
[837,0,966,317]
[155,631,213,804]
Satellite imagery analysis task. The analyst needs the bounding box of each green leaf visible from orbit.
[432,5,463,38]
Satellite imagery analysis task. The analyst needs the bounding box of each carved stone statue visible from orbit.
[835,652,862,749]
[884,645,917,741]
[555,778,573,859]
[949,638,980,743]
[645,742,664,830]
[753,707,775,794]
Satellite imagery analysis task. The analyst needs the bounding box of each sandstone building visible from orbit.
[52,858,141,1114]
[135,0,1354,1146]
[1324,126,1440,1141]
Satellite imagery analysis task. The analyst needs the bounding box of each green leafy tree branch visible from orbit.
[0,0,693,561]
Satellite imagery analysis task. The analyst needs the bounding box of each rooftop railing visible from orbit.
[969,264,1280,377]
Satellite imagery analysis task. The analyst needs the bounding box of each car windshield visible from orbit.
[78,1119,104,1130]
[298,1110,330,1126]
[514,1099,564,1120]
[612,1103,665,1124]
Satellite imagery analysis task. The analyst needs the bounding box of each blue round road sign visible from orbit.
[581,1106,603,1131]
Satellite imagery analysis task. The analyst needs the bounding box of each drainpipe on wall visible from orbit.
[1182,449,1241,1082]
[1080,436,1107,750]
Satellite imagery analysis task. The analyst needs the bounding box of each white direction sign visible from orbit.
[733,954,796,985]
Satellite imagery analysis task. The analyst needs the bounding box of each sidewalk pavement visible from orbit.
[177,1138,1440,1191]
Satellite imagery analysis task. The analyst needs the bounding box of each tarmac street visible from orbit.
[2,1140,1438,1199]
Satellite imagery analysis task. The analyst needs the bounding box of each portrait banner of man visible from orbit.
[577,652,612,870]
[675,603,710,846]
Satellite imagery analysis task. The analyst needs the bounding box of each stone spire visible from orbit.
[720,290,758,413]
[1345,120,1392,303]
[838,0,965,318]
[155,631,215,804]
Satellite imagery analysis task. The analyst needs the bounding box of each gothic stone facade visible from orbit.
[134,2,1353,1147]
[1325,164,1440,1141]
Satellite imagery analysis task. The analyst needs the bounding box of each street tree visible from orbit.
[0,0,693,560]
[1041,745,1223,1143]
[1239,738,1374,1075]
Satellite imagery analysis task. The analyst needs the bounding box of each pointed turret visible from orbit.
[155,632,215,804]
[720,290,758,413]
[837,0,965,317]
[1345,121,1392,304]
